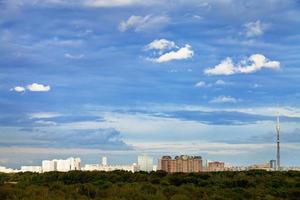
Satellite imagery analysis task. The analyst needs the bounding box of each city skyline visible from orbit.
[0,0,300,168]
[0,154,283,173]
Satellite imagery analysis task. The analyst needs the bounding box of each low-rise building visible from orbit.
[42,157,81,172]
[0,166,19,173]
[21,166,42,173]
[82,163,138,172]
[207,161,225,172]
[248,160,276,171]
[83,164,99,171]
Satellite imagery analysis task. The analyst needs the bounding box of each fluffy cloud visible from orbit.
[194,81,206,88]
[243,20,266,37]
[153,44,194,63]
[119,15,169,32]
[145,39,194,63]
[205,58,235,75]
[145,39,177,52]
[27,83,51,92]
[210,96,238,104]
[215,79,226,85]
[204,54,280,75]
[11,86,25,93]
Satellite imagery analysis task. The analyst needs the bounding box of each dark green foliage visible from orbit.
[0,170,300,199]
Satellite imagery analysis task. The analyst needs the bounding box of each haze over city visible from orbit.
[1,0,300,168]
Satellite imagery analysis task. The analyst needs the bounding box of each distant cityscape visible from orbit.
[1,154,299,174]
[1,116,298,173]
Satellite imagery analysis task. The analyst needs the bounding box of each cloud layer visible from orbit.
[210,96,238,104]
[119,15,169,32]
[204,54,280,75]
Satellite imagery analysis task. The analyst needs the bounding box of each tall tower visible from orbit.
[276,115,280,170]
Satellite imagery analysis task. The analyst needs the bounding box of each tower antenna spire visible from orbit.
[276,108,280,171]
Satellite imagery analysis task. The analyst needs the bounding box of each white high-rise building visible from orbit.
[70,157,81,170]
[102,156,107,166]
[56,157,81,172]
[138,154,153,172]
[56,159,70,172]
[42,160,57,172]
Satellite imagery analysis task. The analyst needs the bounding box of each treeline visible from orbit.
[1,170,300,199]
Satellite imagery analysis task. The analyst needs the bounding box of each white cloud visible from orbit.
[29,112,62,119]
[145,39,193,63]
[64,53,84,59]
[153,44,194,63]
[215,79,226,85]
[210,96,238,104]
[194,81,206,88]
[244,20,266,37]
[205,57,235,75]
[145,39,177,52]
[194,79,226,88]
[95,112,210,136]
[119,15,169,32]
[27,83,51,92]
[11,86,25,93]
[204,54,280,75]
[193,15,203,20]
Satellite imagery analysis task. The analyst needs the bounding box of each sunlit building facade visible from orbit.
[158,155,202,173]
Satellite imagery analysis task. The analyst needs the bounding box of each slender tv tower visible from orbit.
[276,115,280,170]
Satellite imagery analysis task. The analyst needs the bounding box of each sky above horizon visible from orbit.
[1,0,300,168]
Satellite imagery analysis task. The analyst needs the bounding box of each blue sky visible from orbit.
[1,0,300,168]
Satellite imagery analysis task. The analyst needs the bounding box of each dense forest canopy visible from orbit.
[0,170,300,200]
